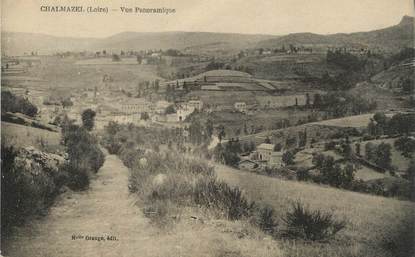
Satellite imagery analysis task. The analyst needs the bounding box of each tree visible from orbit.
[165,105,176,114]
[365,142,376,162]
[205,119,214,139]
[355,143,361,156]
[305,93,311,107]
[218,125,226,142]
[140,112,150,121]
[273,143,282,152]
[400,78,414,94]
[112,54,121,62]
[189,119,203,145]
[407,159,415,180]
[394,137,415,158]
[81,109,96,131]
[313,93,322,108]
[1,91,38,117]
[282,151,295,166]
[389,113,415,135]
[61,98,73,108]
[374,142,392,169]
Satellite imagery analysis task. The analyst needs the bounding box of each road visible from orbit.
[2,155,161,257]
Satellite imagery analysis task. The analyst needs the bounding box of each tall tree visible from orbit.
[81,109,96,131]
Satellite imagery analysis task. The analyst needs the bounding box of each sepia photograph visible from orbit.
[1,0,414,256]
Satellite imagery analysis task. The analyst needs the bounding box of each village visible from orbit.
[1,13,414,257]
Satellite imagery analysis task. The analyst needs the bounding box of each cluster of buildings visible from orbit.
[239,143,284,170]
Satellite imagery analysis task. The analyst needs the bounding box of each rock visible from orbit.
[138,157,148,168]
[152,173,167,186]
[14,146,66,176]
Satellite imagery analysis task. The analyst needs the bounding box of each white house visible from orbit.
[188,100,203,110]
[234,102,247,113]
[257,143,274,162]
[177,105,195,122]
[269,151,284,167]
[118,98,150,114]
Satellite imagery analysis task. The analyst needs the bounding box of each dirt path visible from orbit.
[2,155,161,257]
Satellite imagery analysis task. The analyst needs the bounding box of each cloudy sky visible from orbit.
[2,0,414,37]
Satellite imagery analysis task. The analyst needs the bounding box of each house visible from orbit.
[155,100,171,114]
[257,143,275,162]
[188,100,203,110]
[234,102,247,113]
[118,98,150,114]
[269,151,283,167]
[177,105,194,122]
[239,160,259,171]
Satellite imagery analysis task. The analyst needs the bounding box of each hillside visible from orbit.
[1,31,276,56]
[214,162,414,257]
[1,32,99,56]
[257,16,414,50]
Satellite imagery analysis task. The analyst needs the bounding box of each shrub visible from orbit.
[64,161,91,191]
[283,201,346,241]
[1,91,38,117]
[296,168,310,181]
[193,177,254,220]
[282,151,295,166]
[255,204,278,234]
[1,145,66,232]
[394,137,415,158]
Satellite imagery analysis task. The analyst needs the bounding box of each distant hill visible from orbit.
[2,16,413,56]
[257,16,414,50]
[1,31,276,56]
[1,32,99,56]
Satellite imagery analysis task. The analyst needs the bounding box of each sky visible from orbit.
[1,0,414,38]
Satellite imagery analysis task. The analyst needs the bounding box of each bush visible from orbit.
[254,204,278,234]
[283,201,346,241]
[64,161,91,191]
[193,177,254,220]
[1,145,66,232]
[296,168,310,181]
[1,91,38,117]
[62,123,105,189]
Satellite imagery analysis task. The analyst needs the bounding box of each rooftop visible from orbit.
[257,143,274,151]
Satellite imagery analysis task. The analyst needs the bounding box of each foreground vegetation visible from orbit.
[99,122,415,257]
[215,163,415,257]
[1,109,104,233]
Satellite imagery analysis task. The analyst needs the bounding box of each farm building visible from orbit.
[257,143,275,162]
[187,100,203,110]
[269,151,284,167]
[118,98,151,114]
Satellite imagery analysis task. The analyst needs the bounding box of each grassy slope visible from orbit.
[214,162,414,257]
[353,138,412,171]
[1,121,62,153]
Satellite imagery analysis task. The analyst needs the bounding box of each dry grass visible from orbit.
[307,113,378,128]
[214,163,414,257]
[355,166,389,181]
[1,122,63,153]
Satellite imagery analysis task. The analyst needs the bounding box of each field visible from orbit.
[307,113,381,128]
[1,122,62,153]
[5,56,163,93]
[75,57,140,65]
[214,163,414,257]
[354,138,412,171]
